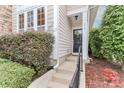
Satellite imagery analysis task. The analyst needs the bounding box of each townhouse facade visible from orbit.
[12,5,98,68]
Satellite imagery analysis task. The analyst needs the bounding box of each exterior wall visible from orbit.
[58,6,72,62]
[47,5,54,33]
[0,5,12,33]
[66,5,86,12]
[12,6,17,33]
[72,19,82,28]
[66,5,89,29]
[12,5,54,33]
[70,14,82,28]
[12,5,55,66]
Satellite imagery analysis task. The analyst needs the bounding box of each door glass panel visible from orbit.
[73,29,82,53]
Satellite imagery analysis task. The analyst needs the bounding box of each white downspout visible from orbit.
[53,5,59,69]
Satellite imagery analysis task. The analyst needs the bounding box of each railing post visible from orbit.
[80,46,83,72]
[78,46,81,87]
[69,46,82,88]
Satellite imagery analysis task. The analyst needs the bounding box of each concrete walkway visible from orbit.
[28,55,85,88]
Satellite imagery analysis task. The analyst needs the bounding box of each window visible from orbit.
[37,7,45,26]
[27,11,34,28]
[19,14,24,29]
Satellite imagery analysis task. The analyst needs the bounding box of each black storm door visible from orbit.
[73,29,82,53]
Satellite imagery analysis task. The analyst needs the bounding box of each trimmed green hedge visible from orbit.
[89,28,102,58]
[100,5,124,63]
[0,31,54,76]
[0,58,35,88]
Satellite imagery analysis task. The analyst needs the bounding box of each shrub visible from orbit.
[100,5,124,63]
[0,58,35,88]
[89,28,102,58]
[0,31,54,76]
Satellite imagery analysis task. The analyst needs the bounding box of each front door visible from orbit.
[73,29,82,54]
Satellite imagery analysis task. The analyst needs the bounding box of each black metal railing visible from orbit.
[69,46,82,88]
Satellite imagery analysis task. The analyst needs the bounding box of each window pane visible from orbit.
[27,11,34,27]
[19,14,24,29]
[37,7,45,26]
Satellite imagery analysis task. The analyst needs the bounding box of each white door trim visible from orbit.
[72,27,82,55]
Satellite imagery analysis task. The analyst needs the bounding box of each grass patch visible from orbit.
[0,58,35,88]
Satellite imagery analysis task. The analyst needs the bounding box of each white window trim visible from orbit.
[17,5,47,32]
[37,25,45,28]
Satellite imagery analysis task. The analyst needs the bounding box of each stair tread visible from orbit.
[58,65,76,72]
[59,62,76,69]
[56,69,74,75]
[48,81,68,88]
[50,69,75,85]
[52,72,73,80]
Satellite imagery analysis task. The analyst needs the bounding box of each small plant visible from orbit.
[101,68,119,82]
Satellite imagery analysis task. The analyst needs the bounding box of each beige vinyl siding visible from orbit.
[72,20,82,27]
[70,15,82,28]
[47,5,54,33]
[12,6,18,33]
[46,5,54,59]
[66,5,85,28]
[58,6,72,58]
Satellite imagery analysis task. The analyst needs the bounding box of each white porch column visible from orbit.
[53,5,59,60]
[82,10,90,63]
[53,5,59,68]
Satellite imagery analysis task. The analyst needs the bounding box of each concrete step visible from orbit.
[58,66,76,73]
[56,69,74,75]
[66,56,77,61]
[47,55,78,88]
[51,73,72,85]
[58,62,76,70]
[47,81,68,88]
[64,60,76,63]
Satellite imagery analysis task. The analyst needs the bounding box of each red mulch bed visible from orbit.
[86,58,124,88]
